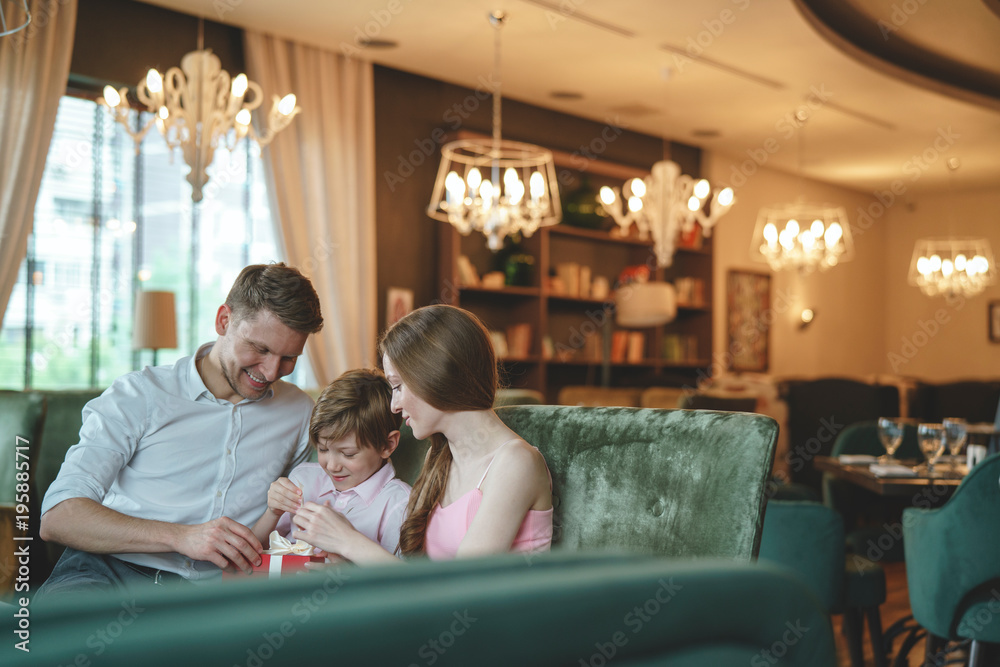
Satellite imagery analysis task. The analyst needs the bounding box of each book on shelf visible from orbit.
[579,265,592,299]
[674,277,706,307]
[489,331,508,359]
[626,331,645,363]
[582,331,603,362]
[456,255,480,287]
[663,333,699,362]
[505,323,532,358]
[541,335,555,360]
[610,330,628,363]
[556,262,580,297]
[677,222,704,250]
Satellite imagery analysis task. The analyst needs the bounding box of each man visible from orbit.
[38,263,323,594]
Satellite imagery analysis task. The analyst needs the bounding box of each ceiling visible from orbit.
[136,0,1000,195]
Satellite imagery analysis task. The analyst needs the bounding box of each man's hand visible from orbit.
[174,517,263,574]
[267,477,302,516]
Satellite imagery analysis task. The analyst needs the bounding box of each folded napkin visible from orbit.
[869,463,917,478]
[264,530,316,556]
[839,455,878,464]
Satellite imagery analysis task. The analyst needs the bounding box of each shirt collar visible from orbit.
[185,342,275,404]
[183,343,215,401]
[331,460,398,507]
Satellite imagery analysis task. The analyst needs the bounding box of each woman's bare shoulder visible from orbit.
[489,438,549,485]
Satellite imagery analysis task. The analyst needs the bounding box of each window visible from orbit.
[0,95,313,390]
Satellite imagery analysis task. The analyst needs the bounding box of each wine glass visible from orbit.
[917,423,946,474]
[942,418,968,465]
[877,417,904,463]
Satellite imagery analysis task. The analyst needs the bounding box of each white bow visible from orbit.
[264,530,316,556]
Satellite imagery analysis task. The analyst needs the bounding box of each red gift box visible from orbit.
[223,553,324,579]
[253,553,324,578]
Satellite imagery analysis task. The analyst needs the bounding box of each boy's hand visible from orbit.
[292,501,357,554]
[267,477,302,516]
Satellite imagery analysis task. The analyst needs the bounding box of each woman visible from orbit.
[293,304,552,562]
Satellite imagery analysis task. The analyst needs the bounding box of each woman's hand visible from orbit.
[303,550,349,570]
[267,477,302,517]
[291,501,358,555]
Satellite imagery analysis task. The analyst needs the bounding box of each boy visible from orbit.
[253,369,411,556]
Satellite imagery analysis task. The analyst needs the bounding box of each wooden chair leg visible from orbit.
[865,605,888,667]
[842,609,866,667]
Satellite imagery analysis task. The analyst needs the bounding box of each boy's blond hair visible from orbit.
[309,369,401,452]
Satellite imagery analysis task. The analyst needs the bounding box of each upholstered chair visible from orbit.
[903,453,1000,666]
[759,500,888,667]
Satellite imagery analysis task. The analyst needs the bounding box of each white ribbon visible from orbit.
[263,530,316,556]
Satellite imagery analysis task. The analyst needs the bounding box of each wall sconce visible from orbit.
[800,308,815,329]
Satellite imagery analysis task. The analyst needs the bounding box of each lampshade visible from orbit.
[615,281,677,328]
[133,291,177,351]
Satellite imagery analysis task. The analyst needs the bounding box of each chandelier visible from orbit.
[751,201,853,272]
[99,25,299,203]
[909,238,995,298]
[907,160,995,298]
[427,10,561,251]
[598,160,734,267]
[750,108,852,273]
[0,0,30,37]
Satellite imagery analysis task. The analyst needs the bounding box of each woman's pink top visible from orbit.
[424,442,553,560]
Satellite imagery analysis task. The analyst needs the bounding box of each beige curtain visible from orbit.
[244,33,377,386]
[0,0,78,329]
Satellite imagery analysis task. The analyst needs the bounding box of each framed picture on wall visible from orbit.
[386,287,414,327]
[726,270,771,372]
[989,301,1000,343]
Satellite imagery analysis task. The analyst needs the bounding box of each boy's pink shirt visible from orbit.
[276,460,411,555]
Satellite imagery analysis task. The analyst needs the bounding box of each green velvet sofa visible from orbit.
[3,397,812,664]
[14,552,835,666]
[0,388,105,585]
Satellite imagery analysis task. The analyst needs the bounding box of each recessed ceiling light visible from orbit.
[692,129,720,138]
[358,39,398,49]
[550,91,584,100]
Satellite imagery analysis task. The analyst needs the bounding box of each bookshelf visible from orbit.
[436,153,713,403]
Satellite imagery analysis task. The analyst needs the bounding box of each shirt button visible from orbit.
[216,491,222,498]
[227,449,232,455]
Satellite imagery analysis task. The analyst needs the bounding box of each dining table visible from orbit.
[813,455,966,498]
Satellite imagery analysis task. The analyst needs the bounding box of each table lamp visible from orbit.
[133,290,177,366]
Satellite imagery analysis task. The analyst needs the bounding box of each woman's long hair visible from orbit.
[378,305,497,556]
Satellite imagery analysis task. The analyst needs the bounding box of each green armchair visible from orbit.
[903,453,1000,664]
[759,500,888,667]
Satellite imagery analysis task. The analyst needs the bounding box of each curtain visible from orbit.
[0,0,78,330]
[244,32,377,387]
